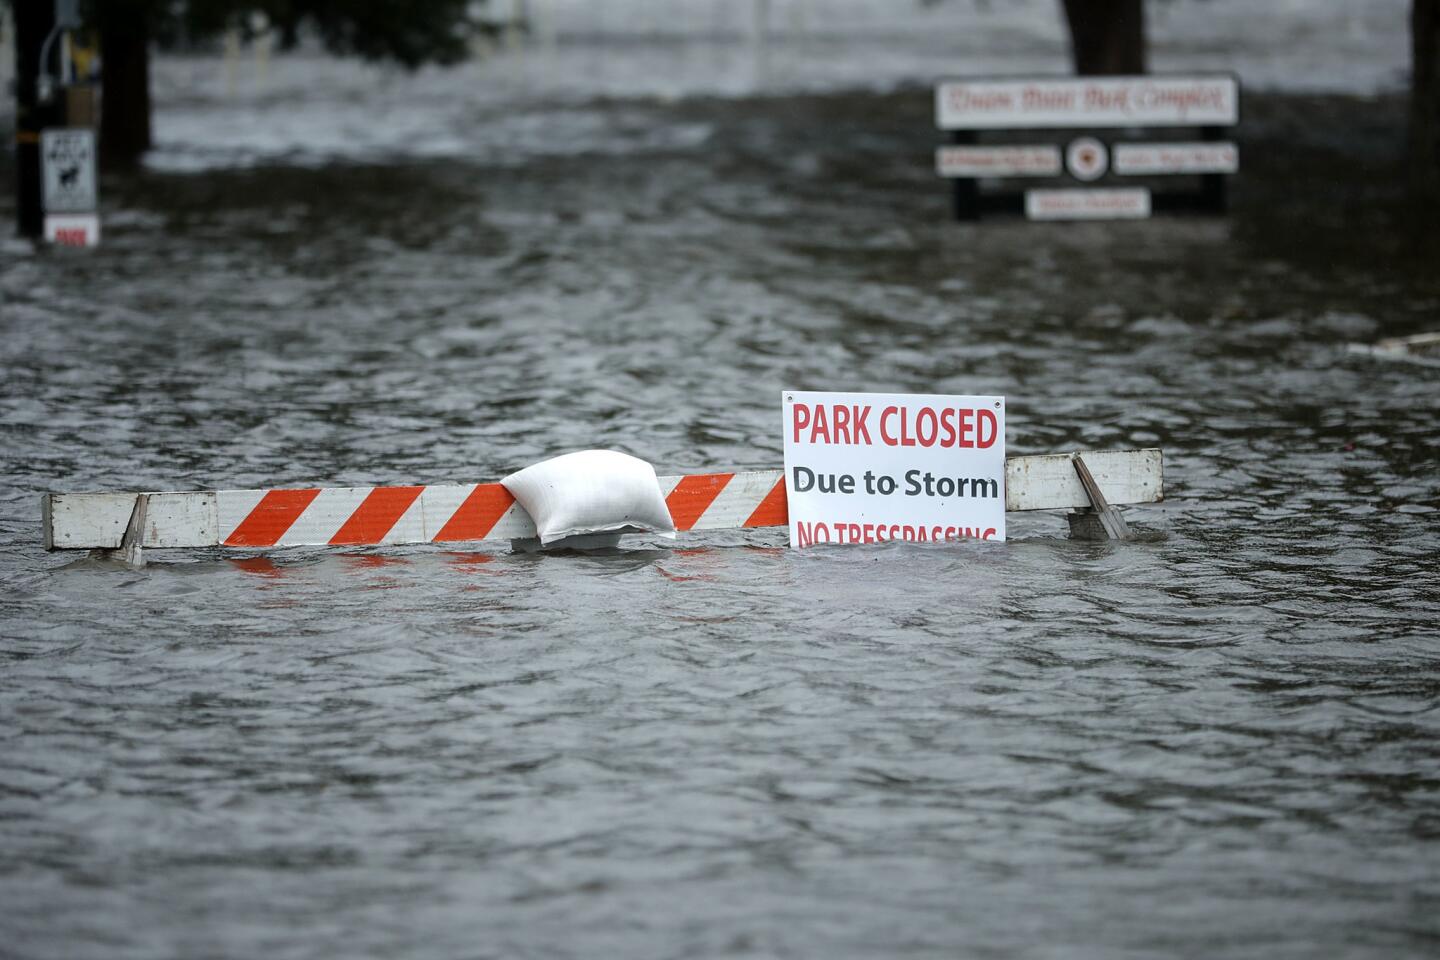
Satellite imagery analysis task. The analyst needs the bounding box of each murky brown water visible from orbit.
[2,51,1438,960]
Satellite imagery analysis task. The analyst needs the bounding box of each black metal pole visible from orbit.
[951,130,979,221]
[1199,124,1228,214]
[14,0,59,238]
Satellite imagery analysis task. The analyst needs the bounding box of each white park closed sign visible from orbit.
[782,390,1006,547]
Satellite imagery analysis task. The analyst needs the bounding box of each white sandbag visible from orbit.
[500,450,677,547]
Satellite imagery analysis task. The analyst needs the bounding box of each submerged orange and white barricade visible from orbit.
[42,450,1162,566]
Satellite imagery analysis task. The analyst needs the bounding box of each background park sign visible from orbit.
[782,391,1006,548]
[934,74,1240,221]
[40,128,100,247]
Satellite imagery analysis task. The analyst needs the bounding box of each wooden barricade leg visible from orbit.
[90,494,149,568]
[1067,453,1132,541]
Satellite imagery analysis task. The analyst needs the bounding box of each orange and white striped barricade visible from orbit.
[42,449,1162,566]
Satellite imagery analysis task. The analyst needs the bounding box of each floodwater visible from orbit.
[2,26,1439,960]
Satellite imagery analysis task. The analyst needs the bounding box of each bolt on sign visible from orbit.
[781,391,1006,548]
[41,128,100,247]
[933,74,1240,221]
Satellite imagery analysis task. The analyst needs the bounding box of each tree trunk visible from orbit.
[1414,0,1440,202]
[13,0,59,236]
[1060,0,1146,75]
[98,0,152,168]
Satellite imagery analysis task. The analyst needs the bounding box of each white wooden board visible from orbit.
[1003,449,1163,512]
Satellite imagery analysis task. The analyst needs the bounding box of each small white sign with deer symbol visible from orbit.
[41,128,98,214]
